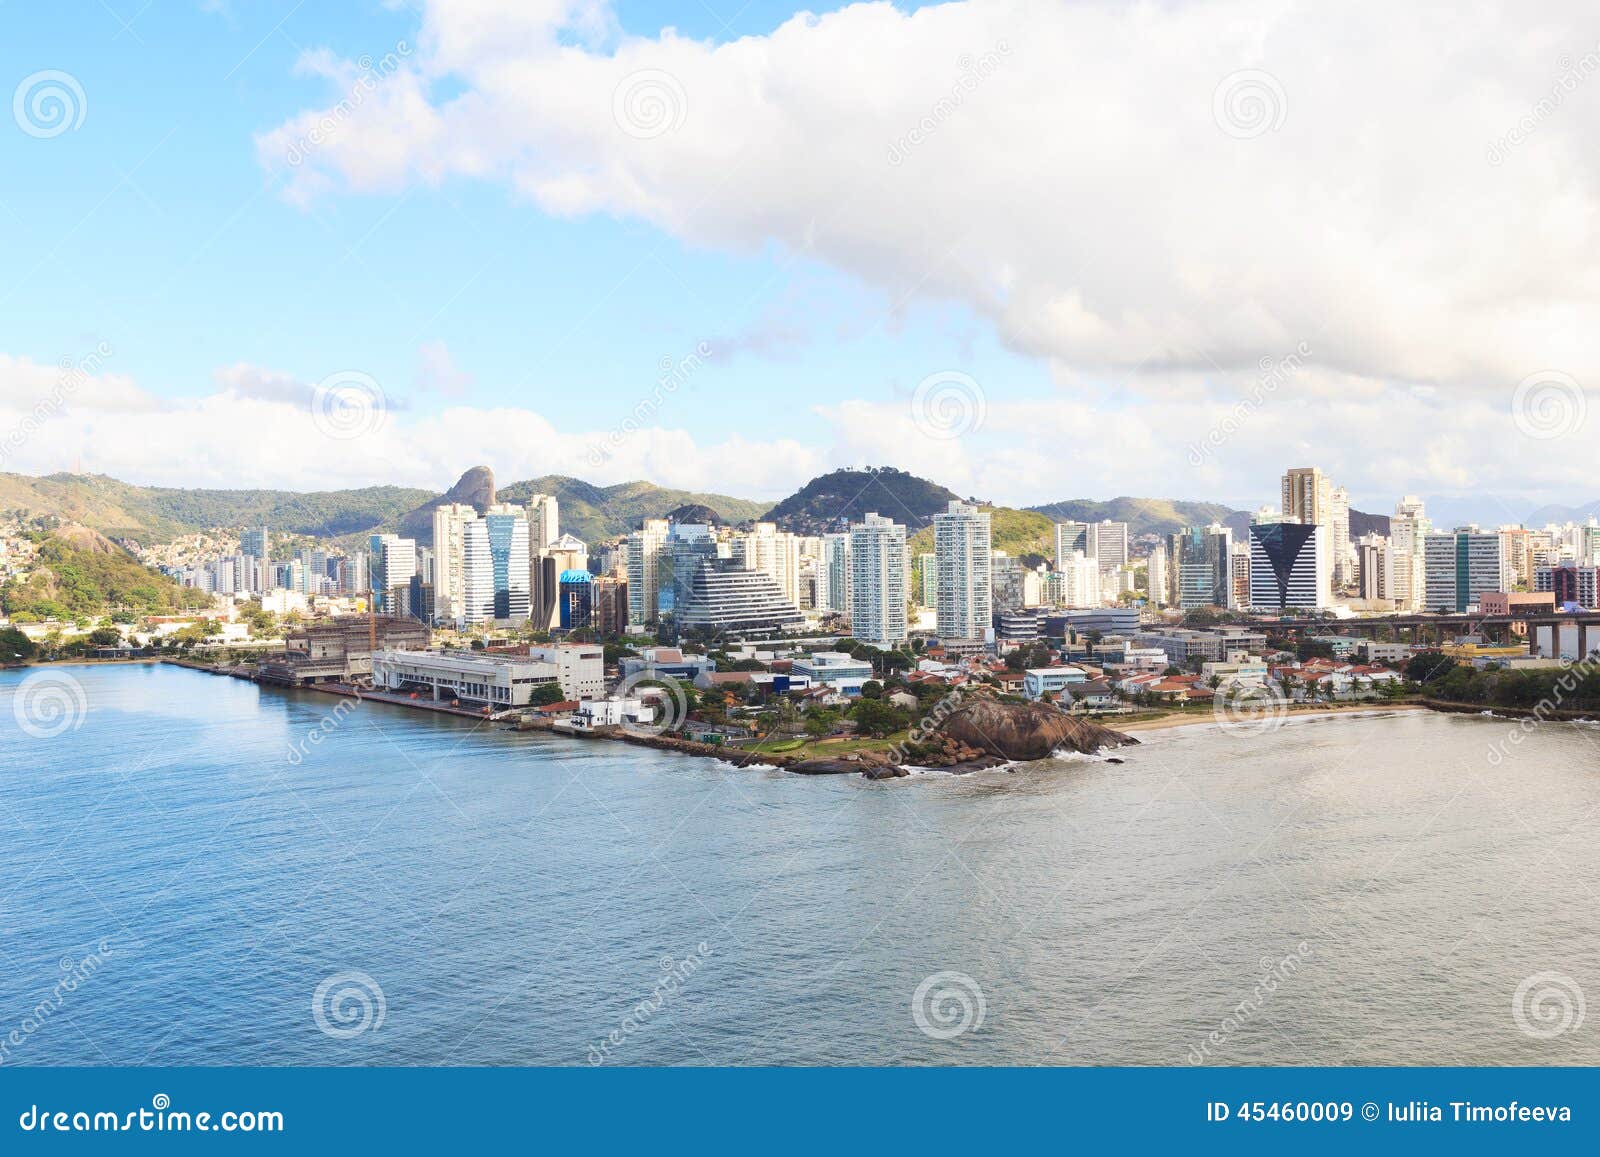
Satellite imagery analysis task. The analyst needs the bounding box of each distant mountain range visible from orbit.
[5,467,1579,553]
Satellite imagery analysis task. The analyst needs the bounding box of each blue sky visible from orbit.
[1,1,1596,521]
[2,0,1043,496]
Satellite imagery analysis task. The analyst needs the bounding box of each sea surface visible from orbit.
[1,662,1598,1066]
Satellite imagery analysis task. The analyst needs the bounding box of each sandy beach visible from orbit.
[1115,701,1428,733]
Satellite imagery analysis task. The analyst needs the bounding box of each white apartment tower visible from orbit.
[526,493,560,550]
[849,513,908,646]
[934,501,992,643]
[625,518,670,628]
[432,502,480,627]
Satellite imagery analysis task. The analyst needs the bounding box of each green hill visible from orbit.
[762,468,961,534]
[907,506,1056,566]
[1026,496,1243,537]
[0,472,433,545]
[1,525,211,621]
[499,476,769,544]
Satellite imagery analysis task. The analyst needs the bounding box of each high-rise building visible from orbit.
[432,502,481,627]
[485,503,532,622]
[1054,522,1089,570]
[1357,533,1390,602]
[990,551,1025,615]
[816,533,852,615]
[1389,496,1430,612]
[917,552,938,608]
[1169,523,1233,609]
[372,534,418,617]
[849,513,907,646]
[1248,522,1330,611]
[1091,520,1130,573]
[526,493,559,550]
[1329,485,1352,587]
[735,522,802,608]
[934,501,992,644]
[625,518,670,628]
[1281,466,1339,590]
[1058,550,1101,609]
[1424,529,1507,613]
[459,520,495,625]
[592,574,630,636]
[1535,563,1600,609]
[240,525,270,562]
[531,533,589,631]
[1146,543,1170,607]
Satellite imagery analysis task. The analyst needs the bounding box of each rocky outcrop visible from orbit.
[398,466,497,544]
[935,698,1137,762]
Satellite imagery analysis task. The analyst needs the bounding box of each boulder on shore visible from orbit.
[935,698,1137,763]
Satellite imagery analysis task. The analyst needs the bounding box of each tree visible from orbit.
[1406,652,1457,687]
[860,679,883,699]
[851,698,906,737]
[87,627,123,648]
[0,627,37,664]
[527,682,568,707]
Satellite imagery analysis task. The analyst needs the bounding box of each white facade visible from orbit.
[432,502,479,627]
[459,519,495,625]
[625,518,669,627]
[526,493,560,549]
[736,522,803,609]
[934,501,992,643]
[849,513,908,646]
[1058,550,1102,608]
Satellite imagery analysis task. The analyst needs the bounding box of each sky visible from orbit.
[1,0,1598,524]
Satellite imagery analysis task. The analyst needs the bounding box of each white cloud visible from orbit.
[256,0,1600,400]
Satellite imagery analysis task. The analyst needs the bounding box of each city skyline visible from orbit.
[2,1,1598,513]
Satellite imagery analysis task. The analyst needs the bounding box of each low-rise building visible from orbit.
[371,649,560,709]
[792,651,875,695]
[1022,666,1089,700]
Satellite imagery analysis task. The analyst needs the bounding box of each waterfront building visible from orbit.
[848,513,908,646]
[1247,522,1330,611]
[1022,666,1089,701]
[258,615,431,685]
[370,645,602,708]
[933,501,992,645]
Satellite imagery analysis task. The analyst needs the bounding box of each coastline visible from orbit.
[1116,701,1429,734]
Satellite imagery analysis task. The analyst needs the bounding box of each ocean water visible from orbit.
[1,662,1598,1067]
